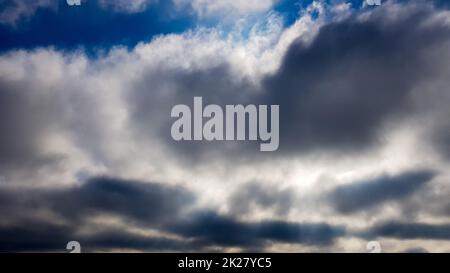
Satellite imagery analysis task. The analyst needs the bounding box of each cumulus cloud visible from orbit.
[174,0,279,18]
[264,2,450,155]
[1,1,450,252]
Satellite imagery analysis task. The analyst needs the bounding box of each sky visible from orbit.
[0,0,450,253]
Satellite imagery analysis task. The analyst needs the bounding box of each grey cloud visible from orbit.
[328,170,436,214]
[0,177,195,227]
[402,247,429,253]
[0,66,119,179]
[0,79,63,172]
[228,182,294,216]
[0,177,196,252]
[0,220,75,252]
[55,177,195,226]
[431,111,450,161]
[0,0,55,25]
[125,1,450,161]
[126,63,265,162]
[365,222,450,240]
[263,3,450,154]
[2,1,450,172]
[0,177,347,252]
[391,177,450,219]
[78,228,193,252]
[0,220,194,252]
[2,0,450,253]
[170,211,346,248]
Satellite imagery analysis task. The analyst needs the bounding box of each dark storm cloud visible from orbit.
[365,222,450,240]
[77,229,193,252]
[170,212,346,247]
[0,177,347,251]
[124,1,450,160]
[0,177,196,252]
[402,247,429,253]
[228,182,294,216]
[263,3,450,154]
[0,220,75,252]
[56,177,195,225]
[0,177,195,226]
[0,220,193,252]
[328,170,436,214]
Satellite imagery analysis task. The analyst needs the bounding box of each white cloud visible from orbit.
[0,0,55,25]
[97,0,157,13]
[174,0,279,18]
[0,2,325,189]
[0,0,280,24]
